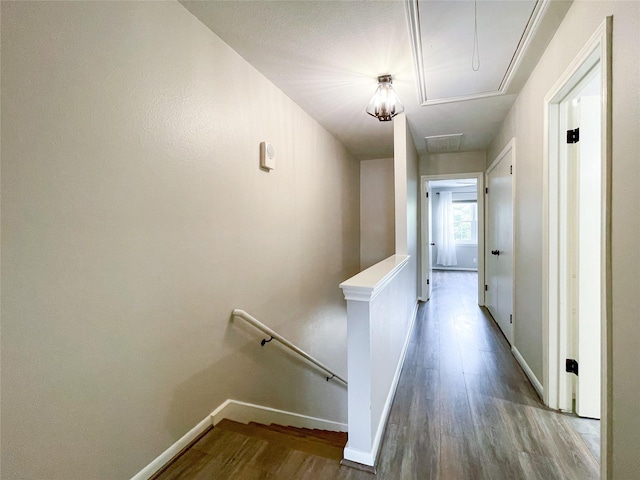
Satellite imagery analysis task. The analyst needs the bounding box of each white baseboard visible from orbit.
[343,446,375,467]
[211,399,347,432]
[344,301,419,467]
[130,415,213,480]
[512,346,544,400]
[131,400,347,480]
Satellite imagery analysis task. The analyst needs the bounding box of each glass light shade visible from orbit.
[366,75,405,122]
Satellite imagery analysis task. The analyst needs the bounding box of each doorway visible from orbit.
[565,69,602,419]
[543,17,611,476]
[420,172,485,304]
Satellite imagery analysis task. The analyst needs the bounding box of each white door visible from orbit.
[486,144,514,344]
[544,24,608,424]
[567,79,602,419]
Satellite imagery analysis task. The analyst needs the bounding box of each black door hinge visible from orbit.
[567,128,580,144]
[510,314,513,324]
[510,165,513,174]
[485,284,488,291]
[426,191,428,198]
[427,278,430,285]
[485,187,488,194]
[566,359,579,376]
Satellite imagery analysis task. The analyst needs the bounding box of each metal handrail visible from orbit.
[231,309,347,385]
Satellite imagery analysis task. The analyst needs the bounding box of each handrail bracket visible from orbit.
[232,309,347,385]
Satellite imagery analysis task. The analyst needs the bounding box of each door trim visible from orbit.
[542,17,611,479]
[485,138,516,346]
[419,172,485,304]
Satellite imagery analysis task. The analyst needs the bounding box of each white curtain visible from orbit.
[436,191,458,266]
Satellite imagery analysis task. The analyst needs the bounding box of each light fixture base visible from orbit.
[366,74,404,122]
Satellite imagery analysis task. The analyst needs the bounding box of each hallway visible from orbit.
[157,271,600,480]
[376,271,599,479]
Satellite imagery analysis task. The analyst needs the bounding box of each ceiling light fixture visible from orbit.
[366,75,405,122]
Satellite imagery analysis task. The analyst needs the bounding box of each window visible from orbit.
[453,201,477,244]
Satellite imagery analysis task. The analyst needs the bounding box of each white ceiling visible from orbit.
[180,0,571,160]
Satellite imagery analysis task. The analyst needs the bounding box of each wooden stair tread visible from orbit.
[215,419,346,461]
[247,422,347,448]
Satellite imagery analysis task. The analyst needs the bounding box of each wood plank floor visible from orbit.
[156,271,600,479]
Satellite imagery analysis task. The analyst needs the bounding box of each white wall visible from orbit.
[395,115,419,298]
[360,158,394,270]
[393,114,420,288]
[420,151,486,176]
[404,120,420,299]
[487,2,640,477]
[0,2,360,479]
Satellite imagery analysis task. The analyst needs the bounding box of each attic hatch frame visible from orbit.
[405,0,550,106]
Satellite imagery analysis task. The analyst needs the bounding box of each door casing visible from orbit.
[419,172,485,304]
[542,17,611,479]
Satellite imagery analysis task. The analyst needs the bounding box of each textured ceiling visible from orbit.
[180,0,571,160]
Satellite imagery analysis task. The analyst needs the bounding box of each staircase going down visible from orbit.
[153,419,348,479]
[217,419,348,461]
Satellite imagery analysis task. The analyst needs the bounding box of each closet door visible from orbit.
[486,143,514,344]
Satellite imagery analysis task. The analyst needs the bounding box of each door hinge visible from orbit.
[426,191,428,198]
[427,278,430,285]
[567,128,580,144]
[510,165,513,174]
[485,187,488,194]
[510,314,513,324]
[485,284,488,291]
[566,358,579,376]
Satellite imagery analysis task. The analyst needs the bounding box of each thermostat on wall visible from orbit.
[260,141,275,170]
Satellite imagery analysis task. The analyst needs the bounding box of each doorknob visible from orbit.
[430,243,436,246]
[491,250,500,256]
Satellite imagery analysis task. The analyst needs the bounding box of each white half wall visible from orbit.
[340,256,417,467]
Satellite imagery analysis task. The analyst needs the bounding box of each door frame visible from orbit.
[485,139,516,347]
[542,17,611,478]
[419,172,485,304]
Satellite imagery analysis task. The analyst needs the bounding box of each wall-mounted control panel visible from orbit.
[260,141,275,170]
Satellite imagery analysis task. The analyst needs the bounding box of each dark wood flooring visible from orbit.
[155,271,600,479]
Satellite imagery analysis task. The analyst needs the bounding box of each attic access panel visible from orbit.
[411,0,538,103]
